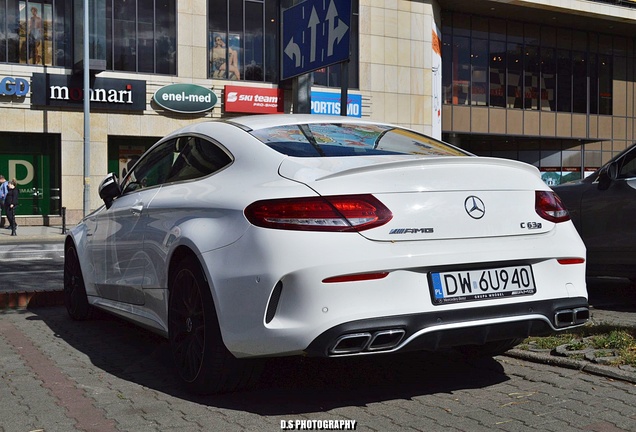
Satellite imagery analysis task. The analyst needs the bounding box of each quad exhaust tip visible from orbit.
[330,329,406,355]
[554,307,590,328]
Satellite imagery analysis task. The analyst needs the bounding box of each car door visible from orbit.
[99,139,178,305]
[579,146,636,275]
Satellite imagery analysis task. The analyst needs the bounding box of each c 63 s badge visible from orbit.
[521,222,542,229]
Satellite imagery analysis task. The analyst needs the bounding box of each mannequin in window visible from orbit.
[211,36,240,80]
[28,6,43,64]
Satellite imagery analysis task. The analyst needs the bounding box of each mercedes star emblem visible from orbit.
[464,196,485,219]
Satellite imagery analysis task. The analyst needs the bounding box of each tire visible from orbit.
[457,338,524,359]
[168,258,262,394]
[64,244,93,320]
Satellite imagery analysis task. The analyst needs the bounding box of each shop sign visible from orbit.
[310,91,362,117]
[224,85,284,114]
[153,83,217,114]
[31,73,146,111]
[0,77,30,97]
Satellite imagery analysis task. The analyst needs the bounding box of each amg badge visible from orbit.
[389,228,434,234]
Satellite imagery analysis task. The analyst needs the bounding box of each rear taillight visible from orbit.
[535,191,570,223]
[244,194,393,231]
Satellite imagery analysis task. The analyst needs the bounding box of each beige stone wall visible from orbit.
[359,0,438,136]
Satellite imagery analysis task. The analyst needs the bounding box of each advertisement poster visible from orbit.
[210,32,241,80]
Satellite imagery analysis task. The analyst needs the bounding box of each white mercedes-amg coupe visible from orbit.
[64,114,589,393]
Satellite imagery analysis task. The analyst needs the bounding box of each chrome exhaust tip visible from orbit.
[572,307,590,324]
[554,307,589,328]
[330,333,372,355]
[367,329,405,351]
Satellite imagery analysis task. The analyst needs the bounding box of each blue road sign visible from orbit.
[281,0,351,80]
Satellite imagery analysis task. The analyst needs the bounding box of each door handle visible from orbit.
[131,204,143,216]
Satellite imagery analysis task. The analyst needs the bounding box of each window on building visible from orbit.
[0,0,72,66]
[209,0,278,82]
[541,47,556,111]
[507,40,522,108]
[442,12,617,116]
[489,40,506,108]
[524,45,539,109]
[556,49,572,112]
[471,38,488,106]
[208,0,358,87]
[105,0,176,74]
[572,51,587,113]
[452,36,470,105]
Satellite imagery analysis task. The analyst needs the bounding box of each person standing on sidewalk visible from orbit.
[4,179,19,236]
[0,175,7,228]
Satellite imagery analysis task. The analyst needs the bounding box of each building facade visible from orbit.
[0,0,635,225]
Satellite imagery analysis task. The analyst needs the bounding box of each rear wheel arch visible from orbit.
[167,246,262,393]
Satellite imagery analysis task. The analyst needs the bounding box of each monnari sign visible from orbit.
[31,73,146,111]
[224,85,284,114]
[153,83,218,114]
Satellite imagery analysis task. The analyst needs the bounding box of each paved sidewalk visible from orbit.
[0,224,68,243]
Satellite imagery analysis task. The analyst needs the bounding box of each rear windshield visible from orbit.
[249,123,469,157]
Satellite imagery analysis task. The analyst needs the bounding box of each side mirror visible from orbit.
[607,161,619,180]
[98,173,121,209]
[597,161,618,190]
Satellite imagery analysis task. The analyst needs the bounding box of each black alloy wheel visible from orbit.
[63,244,93,320]
[168,258,263,394]
[168,263,206,383]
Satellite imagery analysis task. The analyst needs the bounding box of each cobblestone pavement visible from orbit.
[2,306,636,432]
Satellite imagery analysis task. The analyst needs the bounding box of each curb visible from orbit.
[505,348,636,384]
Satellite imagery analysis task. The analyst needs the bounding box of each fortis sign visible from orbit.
[31,73,146,111]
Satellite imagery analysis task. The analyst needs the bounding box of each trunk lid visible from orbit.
[279,155,554,241]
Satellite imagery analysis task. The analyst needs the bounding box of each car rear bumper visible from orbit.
[304,297,589,357]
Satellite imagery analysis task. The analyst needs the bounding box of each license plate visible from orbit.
[430,265,536,305]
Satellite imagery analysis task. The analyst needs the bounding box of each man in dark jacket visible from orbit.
[4,179,19,236]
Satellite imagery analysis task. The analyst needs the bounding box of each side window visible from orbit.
[165,136,232,182]
[618,149,636,179]
[121,139,178,194]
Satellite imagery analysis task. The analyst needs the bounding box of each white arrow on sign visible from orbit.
[285,37,302,67]
[308,6,320,63]
[326,0,349,57]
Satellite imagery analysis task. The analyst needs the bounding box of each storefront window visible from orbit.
[0,0,72,66]
[105,0,176,74]
[0,133,61,216]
